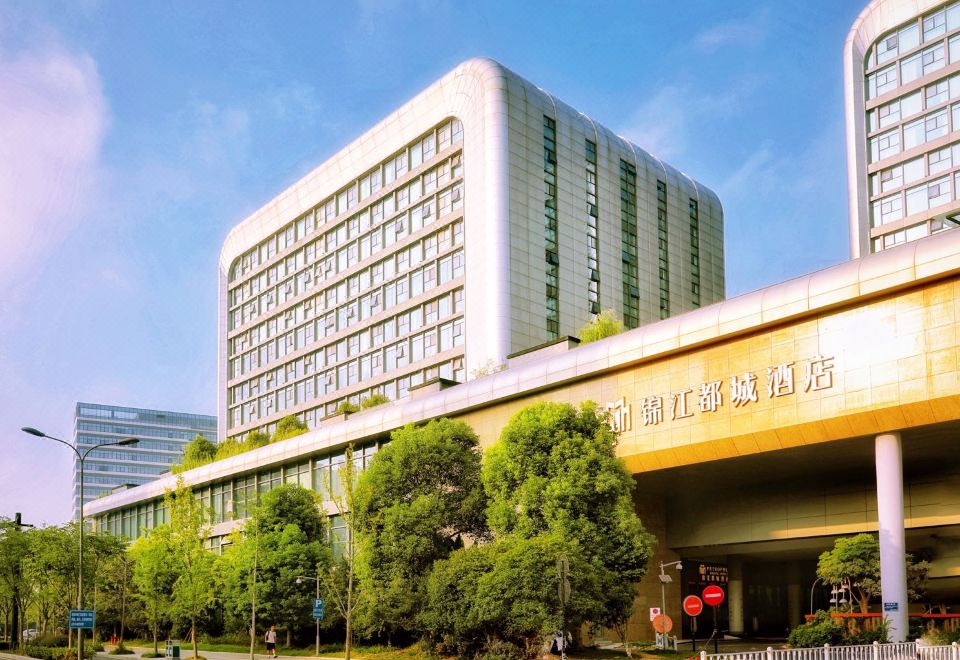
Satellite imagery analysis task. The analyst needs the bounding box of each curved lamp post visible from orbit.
[21,426,138,660]
[296,574,321,656]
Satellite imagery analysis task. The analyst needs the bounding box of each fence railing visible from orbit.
[701,641,960,660]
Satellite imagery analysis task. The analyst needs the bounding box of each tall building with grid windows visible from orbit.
[846,0,960,257]
[73,402,217,519]
[219,58,724,442]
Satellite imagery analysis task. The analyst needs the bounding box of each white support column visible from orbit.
[875,432,909,641]
[728,557,744,635]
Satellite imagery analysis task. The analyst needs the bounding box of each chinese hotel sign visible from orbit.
[604,355,836,432]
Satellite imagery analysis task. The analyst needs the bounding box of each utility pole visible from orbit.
[10,513,34,650]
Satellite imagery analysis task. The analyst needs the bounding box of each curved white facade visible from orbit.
[218,58,724,441]
[846,0,960,258]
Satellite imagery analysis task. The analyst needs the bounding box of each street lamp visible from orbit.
[809,576,824,616]
[296,574,321,657]
[21,426,138,660]
[658,560,683,650]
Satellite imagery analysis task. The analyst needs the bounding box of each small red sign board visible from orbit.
[702,584,725,607]
[683,595,704,617]
[652,613,673,634]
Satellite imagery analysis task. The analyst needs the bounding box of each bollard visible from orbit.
[767,645,774,660]
[825,643,831,660]
[951,641,958,660]
[701,650,707,660]
[873,640,880,660]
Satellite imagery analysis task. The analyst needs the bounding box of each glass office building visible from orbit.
[219,58,725,442]
[73,402,217,519]
[846,0,960,256]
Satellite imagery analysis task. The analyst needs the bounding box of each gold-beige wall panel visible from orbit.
[456,279,960,473]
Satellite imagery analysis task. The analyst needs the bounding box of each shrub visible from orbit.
[360,393,390,409]
[336,401,359,415]
[35,634,68,648]
[578,309,626,344]
[141,653,165,658]
[108,644,136,655]
[787,611,845,647]
[89,643,104,652]
[923,627,960,644]
[24,646,95,660]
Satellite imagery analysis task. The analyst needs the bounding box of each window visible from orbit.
[869,64,898,98]
[880,165,904,193]
[930,147,952,174]
[927,81,949,109]
[924,9,946,42]
[901,53,922,86]
[871,128,900,161]
[923,43,946,77]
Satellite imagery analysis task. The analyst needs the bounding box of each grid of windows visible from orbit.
[226,119,466,439]
[689,198,701,308]
[619,160,639,329]
[544,116,560,339]
[863,1,960,251]
[657,180,670,320]
[95,441,381,541]
[585,140,600,315]
[73,403,216,519]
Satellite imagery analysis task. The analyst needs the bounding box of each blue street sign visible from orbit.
[312,598,325,620]
[884,602,899,612]
[69,609,95,630]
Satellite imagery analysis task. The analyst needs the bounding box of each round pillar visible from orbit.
[875,432,908,641]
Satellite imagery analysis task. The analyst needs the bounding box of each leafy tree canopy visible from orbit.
[577,309,625,344]
[354,419,488,640]
[816,533,930,612]
[272,415,309,442]
[177,435,217,471]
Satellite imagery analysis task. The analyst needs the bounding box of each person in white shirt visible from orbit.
[264,625,278,659]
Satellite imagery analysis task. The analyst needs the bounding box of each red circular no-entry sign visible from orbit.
[683,595,704,617]
[702,585,725,607]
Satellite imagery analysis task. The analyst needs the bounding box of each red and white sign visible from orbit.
[683,594,704,617]
[652,613,673,634]
[702,584,725,607]
[649,607,661,621]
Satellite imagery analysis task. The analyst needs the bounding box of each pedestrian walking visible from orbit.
[265,625,278,659]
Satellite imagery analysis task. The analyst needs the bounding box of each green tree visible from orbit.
[480,401,653,649]
[272,416,308,442]
[577,309,625,344]
[22,525,74,635]
[177,435,217,471]
[166,479,217,659]
[816,533,930,613]
[354,419,488,641]
[320,445,360,660]
[221,484,330,647]
[129,526,176,655]
[0,518,37,649]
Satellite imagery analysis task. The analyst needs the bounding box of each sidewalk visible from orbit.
[119,647,341,660]
[0,650,341,660]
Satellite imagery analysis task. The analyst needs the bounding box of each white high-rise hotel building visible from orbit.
[219,59,724,441]
[846,0,960,257]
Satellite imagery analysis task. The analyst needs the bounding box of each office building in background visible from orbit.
[219,58,724,442]
[73,402,217,518]
[846,0,960,256]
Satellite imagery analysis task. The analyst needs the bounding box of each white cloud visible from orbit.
[0,41,108,299]
[693,8,770,53]
[619,84,746,160]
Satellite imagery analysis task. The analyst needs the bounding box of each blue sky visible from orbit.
[0,0,864,524]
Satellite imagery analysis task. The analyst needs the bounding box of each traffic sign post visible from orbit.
[702,585,725,654]
[69,610,95,630]
[683,595,703,652]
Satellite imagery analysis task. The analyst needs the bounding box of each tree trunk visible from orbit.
[152,616,158,656]
[192,616,198,660]
[285,628,291,648]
